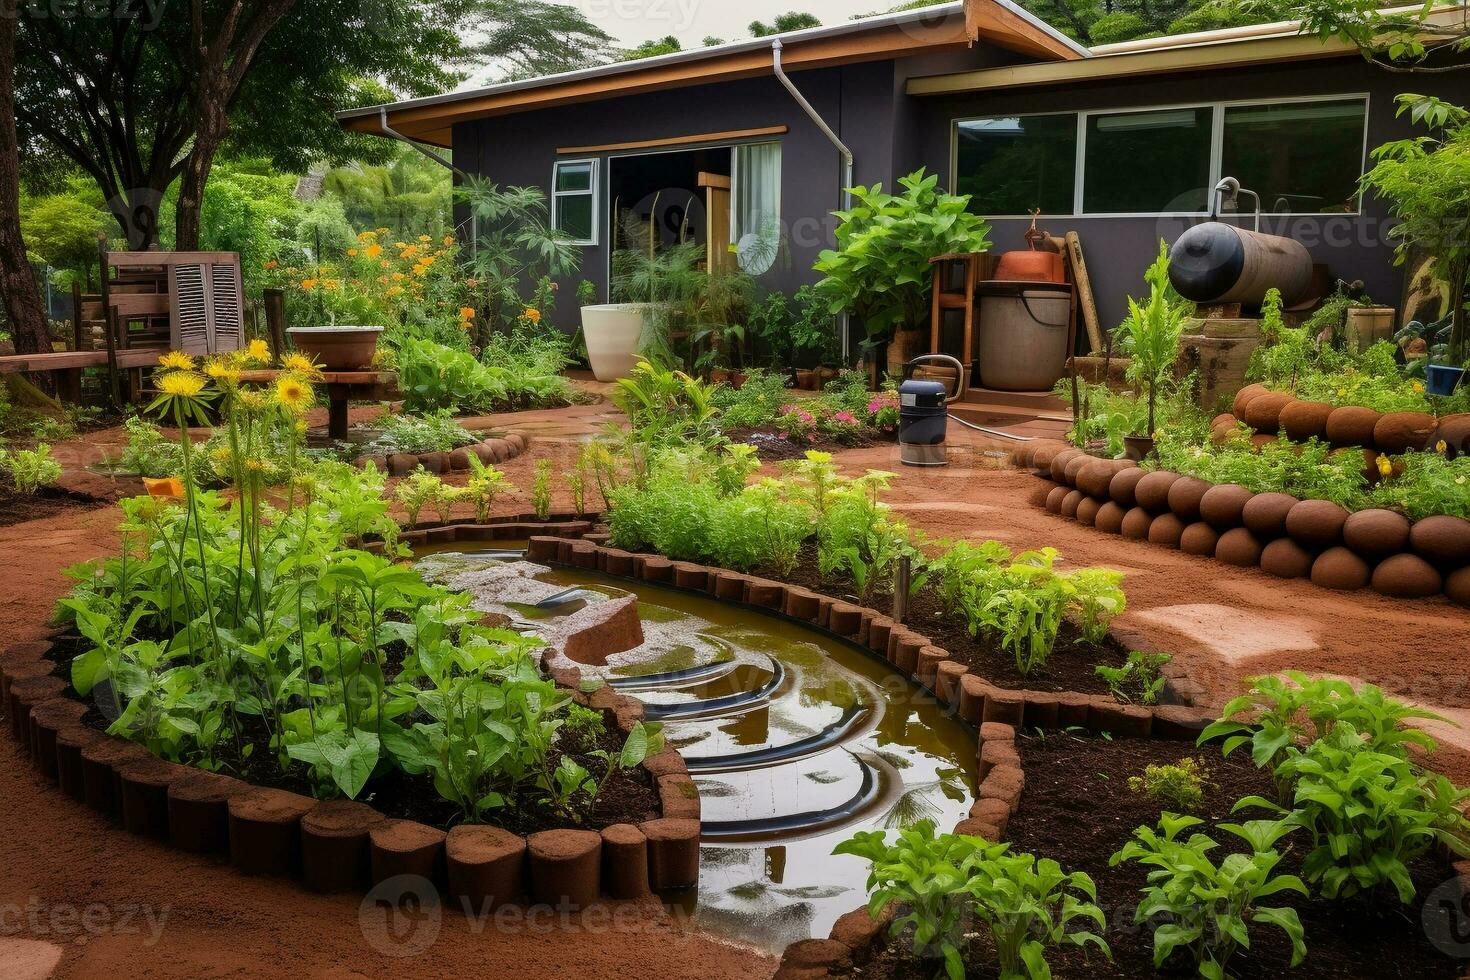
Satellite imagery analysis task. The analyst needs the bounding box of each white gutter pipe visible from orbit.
[772,39,855,363]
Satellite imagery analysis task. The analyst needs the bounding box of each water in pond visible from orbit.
[417,549,978,955]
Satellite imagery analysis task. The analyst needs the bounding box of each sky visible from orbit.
[555,0,909,47]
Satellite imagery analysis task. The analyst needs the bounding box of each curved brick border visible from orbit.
[0,514,699,913]
[1018,439,1470,608]
[356,430,532,476]
[1225,385,1470,460]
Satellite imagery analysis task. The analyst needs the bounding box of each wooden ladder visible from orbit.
[927,252,991,385]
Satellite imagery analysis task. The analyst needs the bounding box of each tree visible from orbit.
[751,13,822,36]
[622,36,683,61]
[1360,96,1470,362]
[19,190,109,284]
[0,1,48,355]
[1297,0,1470,73]
[464,0,615,82]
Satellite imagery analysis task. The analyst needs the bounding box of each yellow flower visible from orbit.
[420,255,436,267]
[204,360,241,384]
[442,236,454,247]
[458,320,472,331]
[458,307,476,320]
[158,351,195,371]
[386,285,403,297]
[237,390,269,412]
[1438,440,1450,455]
[301,278,319,290]
[274,376,315,414]
[379,260,390,269]
[1413,381,1425,394]
[244,458,267,473]
[157,371,206,398]
[391,272,405,281]
[357,231,377,243]
[365,244,383,259]
[347,248,359,257]
[418,234,431,243]
[521,307,542,324]
[281,352,320,375]
[245,339,272,365]
[1376,455,1394,478]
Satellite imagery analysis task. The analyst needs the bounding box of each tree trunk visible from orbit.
[174,90,227,251]
[0,9,51,355]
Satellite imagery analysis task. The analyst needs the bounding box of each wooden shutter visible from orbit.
[209,260,243,353]
[170,263,210,355]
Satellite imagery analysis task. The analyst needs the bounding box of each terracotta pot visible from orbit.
[287,326,383,371]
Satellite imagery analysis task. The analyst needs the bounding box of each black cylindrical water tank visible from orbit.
[1168,222,1313,307]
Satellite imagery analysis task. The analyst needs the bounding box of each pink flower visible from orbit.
[834,411,857,424]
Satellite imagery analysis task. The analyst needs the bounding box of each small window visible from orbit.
[552,159,597,244]
[1221,99,1367,215]
[954,114,1078,216]
[1083,106,1213,214]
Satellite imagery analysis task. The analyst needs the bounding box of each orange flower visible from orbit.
[442,236,454,247]
[347,248,359,257]
[301,278,319,289]
[365,243,383,259]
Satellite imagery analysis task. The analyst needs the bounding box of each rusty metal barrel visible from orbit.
[1168,222,1312,307]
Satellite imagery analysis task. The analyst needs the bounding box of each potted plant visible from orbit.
[584,202,705,382]
[813,169,991,380]
[1117,243,1186,460]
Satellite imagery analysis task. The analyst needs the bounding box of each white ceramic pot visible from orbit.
[582,304,654,382]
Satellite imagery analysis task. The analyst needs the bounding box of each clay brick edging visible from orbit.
[358,430,533,477]
[1,595,697,914]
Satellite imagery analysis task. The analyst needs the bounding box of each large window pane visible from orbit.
[734,142,781,275]
[1083,106,1213,213]
[955,115,1077,216]
[1221,99,1366,214]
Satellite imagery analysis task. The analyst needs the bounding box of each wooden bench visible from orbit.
[0,349,165,402]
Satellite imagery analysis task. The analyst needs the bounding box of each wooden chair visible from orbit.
[927,252,996,388]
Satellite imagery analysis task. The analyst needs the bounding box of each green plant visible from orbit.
[836,822,1107,980]
[1111,813,1307,980]
[1095,651,1173,705]
[532,460,553,520]
[817,470,912,602]
[0,442,62,494]
[1371,452,1470,520]
[462,455,512,523]
[1117,241,1188,435]
[1200,672,1444,776]
[562,703,605,753]
[361,409,478,455]
[929,539,1012,615]
[568,467,587,516]
[1237,723,1470,903]
[117,416,186,479]
[814,170,992,353]
[747,285,841,368]
[611,360,721,448]
[576,279,597,307]
[1128,756,1211,810]
[396,469,453,526]
[1067,567,1126,643]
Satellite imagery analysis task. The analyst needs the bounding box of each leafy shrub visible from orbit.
[1370,452,1470,520]
[710,369,789,429]
[0,442,61,494]
[532,460,553,520]
[930,539,1012,615]
[1068,568,1126,643]
[1111,813,1307,979]
[117,416,185,479]
[836,821,1108,980]
[1095,650,1172,705]
[361,409,478,455]
[397,333,576,414]
[747,285,840,368]
[817,470,917,602]
[1153,434,1369,510]
[1238,724,1470,903]
[1128,757,1211,810]
[396,468,457,525]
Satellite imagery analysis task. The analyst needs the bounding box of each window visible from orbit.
[732,141,782,275]
[954,114,1077,216]
[1083,106,1213,214]
[552,159,597,244]
[1221,98,1367,215]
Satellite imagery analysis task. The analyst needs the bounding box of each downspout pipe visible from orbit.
[379,107,477,251]
[772,39,855,363]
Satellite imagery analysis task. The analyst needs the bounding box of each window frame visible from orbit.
[551,158,599,246]
[948,93,1371,220]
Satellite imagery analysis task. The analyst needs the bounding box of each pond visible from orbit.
[416,547,978,954]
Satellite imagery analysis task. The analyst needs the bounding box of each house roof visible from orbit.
[906,3,1470,95]
[338,0,1088,148]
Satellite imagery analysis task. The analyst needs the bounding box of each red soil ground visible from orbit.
[4,398,1469,978]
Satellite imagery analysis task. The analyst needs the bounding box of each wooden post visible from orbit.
[102,304,122,407]
[70,280,83,351]
[327,385,350,441]
[264,288,288,355]
[892,554,911,625]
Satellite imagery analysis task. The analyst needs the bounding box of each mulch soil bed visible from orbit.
[43,634,658,835]
[724,428,885,462]
[758,542,1132,696]
[0,473,105,527]
[845,732,1464,979]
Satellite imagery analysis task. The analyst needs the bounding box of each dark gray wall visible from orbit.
[912,56,1468,329]
[453,46,1463,336]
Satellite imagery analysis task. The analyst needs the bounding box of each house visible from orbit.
[339,0,1467,340]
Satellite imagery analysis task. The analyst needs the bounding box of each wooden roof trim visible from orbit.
[906,33,1357,95]
[557,126,789,155]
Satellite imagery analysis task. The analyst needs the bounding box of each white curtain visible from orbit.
[733,142,781,275]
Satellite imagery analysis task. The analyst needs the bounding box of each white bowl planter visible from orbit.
[582,304,655,382]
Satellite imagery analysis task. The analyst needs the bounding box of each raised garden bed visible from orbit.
[1020,441,1470,607]
[0,514,701,913]
[1225,383,1470,458]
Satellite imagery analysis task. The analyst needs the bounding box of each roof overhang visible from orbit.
[339,0,1085,148]
[907,3,1469,96]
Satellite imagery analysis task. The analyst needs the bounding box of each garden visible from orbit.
[4,3,1470,979]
